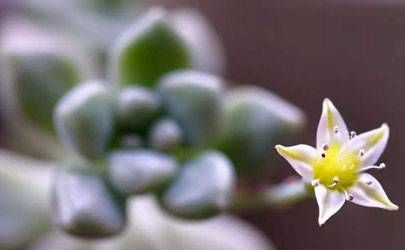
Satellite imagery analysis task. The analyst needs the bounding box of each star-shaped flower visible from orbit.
[275,99,398,225]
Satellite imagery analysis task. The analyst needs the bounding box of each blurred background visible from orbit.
[0,0,404,249]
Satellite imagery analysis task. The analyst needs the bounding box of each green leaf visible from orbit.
[219,86,306,176]
[148,118,183,152]
[158,70,224,147]
[160,151,235,219]
[116,86,161,130]
[0,20,95,159]
[7,52,80,131]
[52,166,127,238]
[112,8,190,87]
[108,149,178,195]
[54,81,115,159]
[169,8,226,75]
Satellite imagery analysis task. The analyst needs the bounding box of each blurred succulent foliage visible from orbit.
[218,86,305,176]
[148,118,184,152]
[80,0,135,14]
[9,52,80,131]
[0,151,52,249]
[0,0,305,246]
[160,151,235,219]
[168,9,226,75]
[118,134,144,149]
[116,86,161,131]
[108,149,178,195]
[52,166,127,238]
[158,70,224,147]
[0,18,95,159]
[54,82,115,160]
[112,8,190,87]
[17,0,140,42]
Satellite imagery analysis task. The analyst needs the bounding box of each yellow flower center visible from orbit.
[313,144,360,190]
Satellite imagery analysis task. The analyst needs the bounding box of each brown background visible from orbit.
[151,0,404,249]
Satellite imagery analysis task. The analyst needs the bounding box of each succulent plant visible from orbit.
[46,7,306,239]
[0,3,307,249]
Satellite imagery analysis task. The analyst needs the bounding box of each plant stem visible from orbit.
[230,178,312,212]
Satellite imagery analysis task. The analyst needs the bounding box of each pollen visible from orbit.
[313,144,361,190]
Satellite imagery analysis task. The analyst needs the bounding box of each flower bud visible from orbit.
[54,81,115,159]
[160,151,235,219]
[108,149,178,195]
[158,70,224,146]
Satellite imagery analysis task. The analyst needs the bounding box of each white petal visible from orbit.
[316,99,349,149]
[275,144,317,180]
[314,185,346,226]
[348,173,398,210]
[342,124,389,166]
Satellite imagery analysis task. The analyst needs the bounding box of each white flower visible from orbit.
[275,98,398,226]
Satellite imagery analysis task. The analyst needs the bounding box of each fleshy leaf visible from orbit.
[54,81,115,159]
[148,118,184,152]
[111,7,190,87]
[160,151,235,219]
[158,70,224,146]
[116,86,161,130]
[108,149,178,195]
[220,86,305,175]
[169,8,226,75]
[52,166,127,238]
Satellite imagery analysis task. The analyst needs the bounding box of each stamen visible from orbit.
[350,131,357,139]
[311,179,320,187]
[366,181,373,186]
[333,126,339,134]
[359,149,365,157]
[321,153,326,158]
[322,144,329,151]
[344,191,354,201]
[328,176,339,188]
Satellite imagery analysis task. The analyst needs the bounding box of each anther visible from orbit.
[328,176,339,188]
[333,126,339,134]
[366,181,373,186]
[321,153,326,158]
[379,163,386,169]
[322,144,329,151]
[359,149,365,157]
[344,191,354,201]
[311,179,320,187]
[350,131,357,139]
